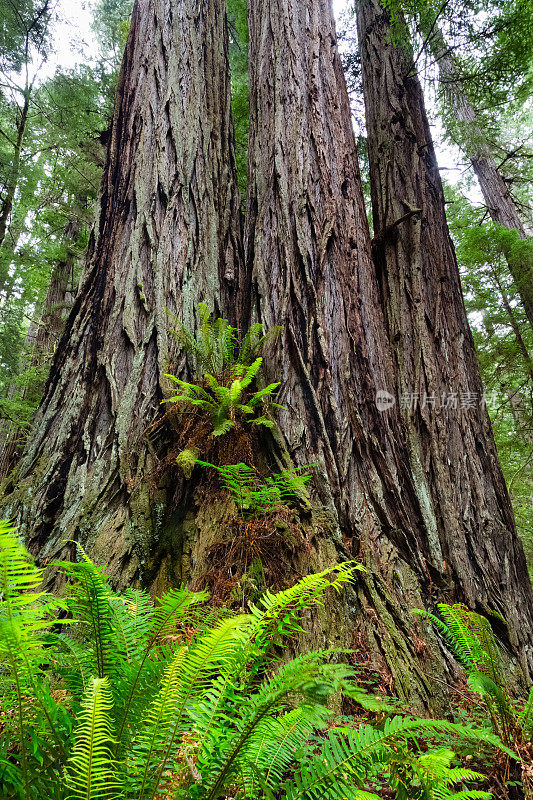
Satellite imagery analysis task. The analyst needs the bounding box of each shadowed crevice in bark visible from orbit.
[1,0,244,582]
[356,0,533,678]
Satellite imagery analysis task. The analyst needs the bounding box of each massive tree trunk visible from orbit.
[3,0,533,711]
[243,0,487,706]
[356,0,533,678]
[420,18,533,331]
[1,0,243,582]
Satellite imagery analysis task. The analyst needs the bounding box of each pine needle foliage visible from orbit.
[164,303,284,436]
[0,525,513,800]
[197,460,312,515]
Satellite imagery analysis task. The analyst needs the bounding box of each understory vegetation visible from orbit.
[0,0,532,798]
[1,520,527,800]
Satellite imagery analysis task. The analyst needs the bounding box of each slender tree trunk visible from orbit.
[1,0,244,582]
[356,0,533,678]
[491,268,533,389]
[0,94,30,255]
[30,217,80,366]
[421,19,533,330]
[506,389,533,445]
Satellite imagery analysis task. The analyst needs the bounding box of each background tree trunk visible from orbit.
[0,212,81,482]
[0,93,30,256]
[356,0,533,679]
[421,18,533,331]
[1,0,244,583]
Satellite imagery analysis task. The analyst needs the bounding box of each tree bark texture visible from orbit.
[357,0,533,677]
[422,19,533,331]
[2,0,533,707]
[1,0,244,581]
[243,0,487,704]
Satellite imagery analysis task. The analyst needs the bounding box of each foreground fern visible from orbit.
[415,603,533,795]
[67,676,119,800]
[0,525,512,800]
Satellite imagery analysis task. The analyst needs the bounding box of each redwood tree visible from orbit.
[1,0,244,581]
[2,0,533,708]
[356,0,533,677]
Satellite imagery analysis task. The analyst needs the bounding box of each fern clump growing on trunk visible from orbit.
[0,522,514,799]
[196,460,312,516]
[163,303,283,438]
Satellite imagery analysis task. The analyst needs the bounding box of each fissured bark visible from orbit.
[2,0,244,581]
[357,0,533,677]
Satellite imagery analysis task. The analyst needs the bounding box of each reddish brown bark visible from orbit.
[2,0,244,581]
[243,0,472,704]
[2,0,532,709]
[357,0,533,676]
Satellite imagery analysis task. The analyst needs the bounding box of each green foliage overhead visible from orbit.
[444,185,533,564]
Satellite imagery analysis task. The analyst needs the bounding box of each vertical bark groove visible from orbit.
[357,0,533,677]
[1,0,244,581]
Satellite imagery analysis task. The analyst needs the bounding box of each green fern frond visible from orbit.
[199,652,349,800]
[164,306,284,438]
[212,417,235,436]
[111,588,155,665]
[204,373,227,403]
[0,522,63,797]
[239,357,263,390]
[284,716,508,800]
[196,461,313,516]
[249,562,364,648]
[251,415,275,428]
[67,676,120,800]
[153,586,209,640]
[237,324,283,366]
[413,604,501,679]
[131,615,251,799]
[248,381,282,406]
[519,685,533,738]
[242,706,330,793]
[58,550,118,680]
[188,577,362,781]
[237,322,265,365]
[115,586,207,747]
